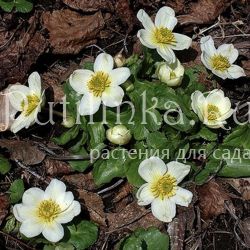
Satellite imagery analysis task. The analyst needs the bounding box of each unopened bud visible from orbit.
[62,115,75,128]
[114,52,126,68]
[106,125,132,145]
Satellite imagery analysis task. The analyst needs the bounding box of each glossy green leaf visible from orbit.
[9,179,24,204]
[0,155,11,174]
[52,125,80,145]
[87,122,105,149]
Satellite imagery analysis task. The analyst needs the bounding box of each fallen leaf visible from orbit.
[178,0,235,26]
[0,140,46,165]
[240,218,250,246]
[226,178,250,200]
[113,182,133,203]
[0,194,9,226]
[115,0,135,33]
[44,159,72,176]
[107,201,163,231]
[242,60,250,77]
[197,180,231,220]
[0,86,17,132]
[62,0,114,12]
[42,10,105,54]
[78,189,106,227]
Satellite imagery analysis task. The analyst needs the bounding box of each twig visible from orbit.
[86,44,105,53]
[97,179,124,195]
[213,34,250,39]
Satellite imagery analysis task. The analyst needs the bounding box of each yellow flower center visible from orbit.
[211,54,230,71]
[87,71,111,97]
[154,27,176,45]
[151,174,177,200]
[37,199,61,224]
[21,94,40,117]
[206,104,220,121]
[170,71,176,79]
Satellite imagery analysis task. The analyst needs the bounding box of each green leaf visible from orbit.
[0,0,14,12]
[44,243,74,250]
[15,0,33,13]
[67,221,98,250]
[87,122,105,149]
[0,155,11,174]
[93,149,127,186]
[223,125,250,150]
[9,179,24,204]
[190,126,217,141]
[125,157,144,187]
[82,61,94,71]
[53,125,80,145]
[120,227,169,250]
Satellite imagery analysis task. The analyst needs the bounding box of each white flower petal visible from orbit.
[173,187,193,207]
[20,219,44,238]
[13,204,35,222]
[227,65,246,79]
[101,86,124,107]
[10,113,33,133]
[219,108,234,121]
[166,161,191,184]
[157,47,176,63]
[56,191,74,210]
[137,29,157,49]
[56,201,81,224]
[28,72,41,95]
[78,94,101,116]
[172,33,192,50]
[69,69,93,94]
[155,7,177,30]
[44,179,66,202]
[42,222,64,243]
[137,9,155,31]
[200,36,216,56]
[217,44,238,64]
[151,198,176,222]
[22,187,45,206]
[201,52,212,70]
[94,53,114,73]
[109,67,131,86]
[136,183,155,206]
[191,91,206,121]
[8,85,30,111]
[212,69,229,79]
[138,157,167,182]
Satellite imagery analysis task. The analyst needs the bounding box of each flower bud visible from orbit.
[62,115,75,128]
[106,125,132,145]
[114,52,126,68]
[156,59,184,87]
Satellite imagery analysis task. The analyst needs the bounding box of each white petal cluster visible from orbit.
[156,59,184,86]
[69,53,131,116]
[106,125,132,145]
[137,7,192,63]
[136,157,193,222]
[13,179,81,243]
[200,36,245,79]
[8,72,44,133]
[191,89,234,129]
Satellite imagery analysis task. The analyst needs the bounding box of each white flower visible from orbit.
[191,89,234,129]
[8,72,44,133]
[106,125,132,145]
[156,59,184,86]
[137,7,192,63]
[69,53,131,116]
[200,36,246,79]
[13,179,81,243]
[136,157,193,222]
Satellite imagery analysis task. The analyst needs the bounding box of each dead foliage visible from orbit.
[0,194,9,226]
[44,159,72,176]
[0,140,46,165]
[42,10,105,54]
[226,178,250,200]
[197,180,232,220]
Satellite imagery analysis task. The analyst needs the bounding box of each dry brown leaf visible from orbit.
[113,182,133,203]
[0,15,48,85]
[0,140,46,165]
[107,201,163,231]
[242,60,250,77]
[197,180,231,220]
[115,0,135,33]
[178,0,235,26]
[78,189,106,227]
[44,159,72,176]
[62,0,114,12]
[0,86,17,132]
[0,194,9,226]
[240,218,250,246]
[42,10,105,54]
[226,178,250,200]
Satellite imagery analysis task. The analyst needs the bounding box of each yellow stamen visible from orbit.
[154,27,176,45]
[37,199,61,224]
[87,71,111,97]
[206,104,220,121]
[21,94,40,117]
[211,54,230,71]
[151,174,177,200]
[170,71,176,79]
